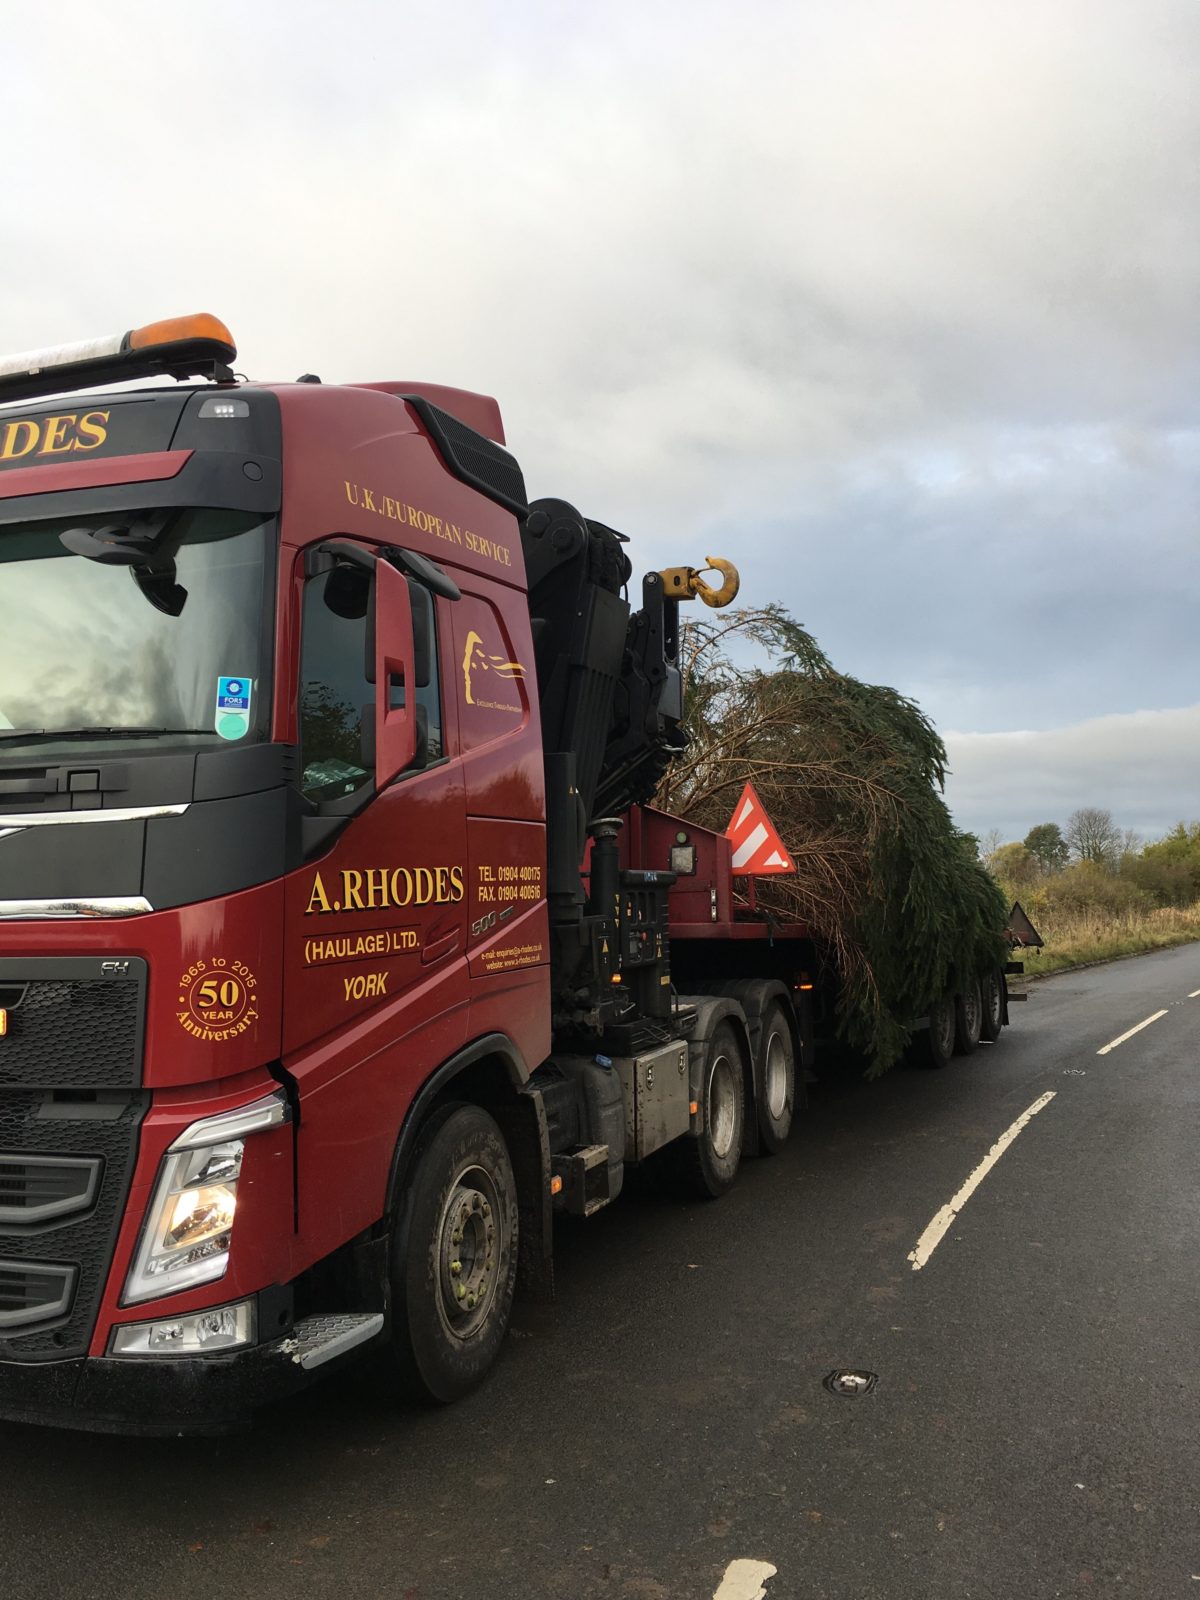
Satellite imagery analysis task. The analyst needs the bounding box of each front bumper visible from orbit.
[0,1310,386,1436]
[0,1340,308,1437]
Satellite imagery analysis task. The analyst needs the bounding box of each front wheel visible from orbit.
[390,1103,519,1403]
[679,1021,746,1198]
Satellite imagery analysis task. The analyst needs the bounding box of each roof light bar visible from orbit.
[0,314,238,405]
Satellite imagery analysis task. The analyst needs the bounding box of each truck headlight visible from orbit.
[124,1090,290,1305]
[109,1297,256,1357]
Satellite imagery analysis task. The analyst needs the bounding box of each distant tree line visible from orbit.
[979,808,1200,916]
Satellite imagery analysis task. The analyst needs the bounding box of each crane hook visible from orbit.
[690,557,740,608]
[657,556,741,608]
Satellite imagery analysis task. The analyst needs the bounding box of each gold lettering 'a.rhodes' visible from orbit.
[305,865,465,915]
[0,410,110,462]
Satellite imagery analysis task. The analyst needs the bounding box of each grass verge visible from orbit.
[1016,903,1200,977]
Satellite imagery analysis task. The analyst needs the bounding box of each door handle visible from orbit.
[421,927,461,966]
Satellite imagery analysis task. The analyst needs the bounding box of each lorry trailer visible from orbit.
[0,316,1015,1432]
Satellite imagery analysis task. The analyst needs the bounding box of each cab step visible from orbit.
[280,1311,385,1371]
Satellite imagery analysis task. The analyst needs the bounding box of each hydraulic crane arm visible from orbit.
[520,496,738,1028]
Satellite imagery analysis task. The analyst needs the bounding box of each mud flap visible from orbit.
[492,1089,555,1317]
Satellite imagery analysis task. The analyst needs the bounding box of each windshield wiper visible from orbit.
[0,727,218,745]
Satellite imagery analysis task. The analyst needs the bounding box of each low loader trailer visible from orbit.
[0,315,1016,1432]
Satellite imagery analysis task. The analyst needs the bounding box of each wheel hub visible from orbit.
[985,970,1002,1011]
[708,1054,737,1158]
[437,1166,500,1341]
[935,999,955,1055]
[764,1028,789,1120]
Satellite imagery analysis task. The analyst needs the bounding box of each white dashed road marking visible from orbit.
[713,1559,777,1599]
[1097,1010,1168,1055]
[907,1092,1057,1271]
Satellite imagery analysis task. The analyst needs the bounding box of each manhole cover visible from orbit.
[824,1369,877,1396]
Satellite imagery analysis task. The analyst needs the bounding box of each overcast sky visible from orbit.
[3,1,1197,843]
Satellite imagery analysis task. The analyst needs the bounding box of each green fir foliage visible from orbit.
[657,604,1008,1075]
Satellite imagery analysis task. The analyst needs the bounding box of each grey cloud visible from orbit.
[719,425,1200,737]
[943,703,1200,842]
[1,0,1196,827]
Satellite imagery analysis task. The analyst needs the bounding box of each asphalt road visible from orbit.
[3,945,1198,1600]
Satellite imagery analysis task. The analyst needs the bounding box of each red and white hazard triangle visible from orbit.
[725,782,794,875]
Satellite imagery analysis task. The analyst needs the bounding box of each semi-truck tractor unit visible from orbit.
[0,316,1014,1431]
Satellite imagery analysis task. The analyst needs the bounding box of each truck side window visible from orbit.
[299,564,373,803]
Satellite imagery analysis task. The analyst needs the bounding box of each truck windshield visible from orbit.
[0,508,273,751]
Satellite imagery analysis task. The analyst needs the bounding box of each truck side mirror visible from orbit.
[411,582,432,690]
[373,558,419,784]
[304,540,434,787]
[382,546,455,690]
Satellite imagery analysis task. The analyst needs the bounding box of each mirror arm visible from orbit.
[380,545,461,601]
[305,539,459,602]
[305,539,377,578]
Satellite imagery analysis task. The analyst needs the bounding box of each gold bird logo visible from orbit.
[461,630,526,707]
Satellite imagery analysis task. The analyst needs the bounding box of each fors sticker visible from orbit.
[214,675,252,741]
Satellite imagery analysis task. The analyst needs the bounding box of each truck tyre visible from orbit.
[389,1103,518,1404]
[954,978,983,1055]
[980,967,1005,1043]
[921,992,956,1069]
[681,1021,746,1199]
[756,1000,797,1154]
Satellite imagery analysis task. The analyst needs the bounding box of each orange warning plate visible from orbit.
[725,782,794,875]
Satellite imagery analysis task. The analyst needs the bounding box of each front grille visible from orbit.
[0,1154,101,1226]
[0,1260,77,1330]
[0,1093,146,1361]
[0,957,146,1090]
[0,956,148,1363]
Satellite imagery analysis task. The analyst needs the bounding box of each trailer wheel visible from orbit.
[980,967,1005,1043]
[681,1021,745,1198]
[757,1000,796,1154]
[389,1103,518,1403]
[954,978,983,1055]
[921,992,956,1069]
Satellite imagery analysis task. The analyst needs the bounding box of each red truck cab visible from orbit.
[0,315,832,1434]
[0,318,560,1429]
